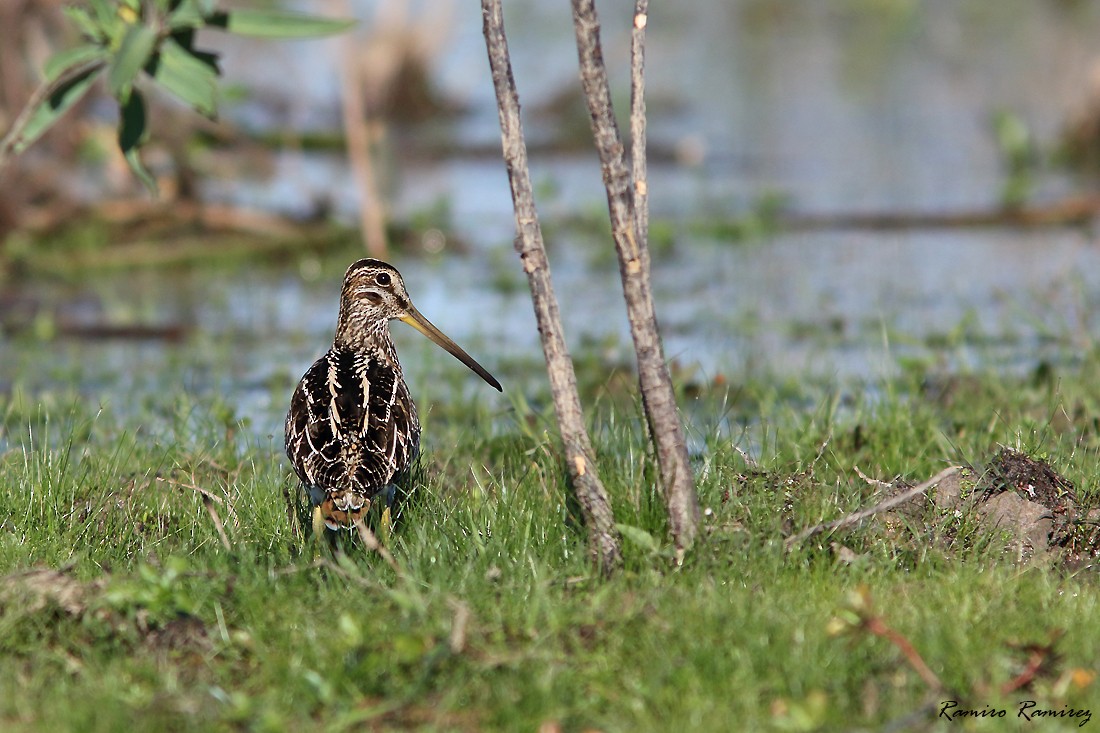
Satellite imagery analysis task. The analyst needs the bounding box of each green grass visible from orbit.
[2,348,1100,731]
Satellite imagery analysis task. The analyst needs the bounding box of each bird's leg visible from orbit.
[312,506,326,543]
[380,506,393,546]
[379,483,397,546]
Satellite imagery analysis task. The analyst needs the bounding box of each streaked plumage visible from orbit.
[285,258,501,533]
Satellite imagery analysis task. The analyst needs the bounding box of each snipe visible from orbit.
[285,258,501,536]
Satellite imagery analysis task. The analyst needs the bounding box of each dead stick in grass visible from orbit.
[353,519,402,576]
[834,587,947,695]
[862,614,946,693]
[448,598,470,654]
[785,466,960,549]
[202,499,232,551]
[1000,630,1064,695]
[161,476,241,528]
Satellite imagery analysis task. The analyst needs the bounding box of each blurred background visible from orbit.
[5,0,1100,438]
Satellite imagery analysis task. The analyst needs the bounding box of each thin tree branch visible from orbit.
[630,0,648,256]
[481,0,621,574]
[571,0,700,554]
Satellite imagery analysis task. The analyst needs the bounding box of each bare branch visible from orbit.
[853,465,894,490]
[630,0,649,252]
[481,0,621,574]
[571,0,700,552]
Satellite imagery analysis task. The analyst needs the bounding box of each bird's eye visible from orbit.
[376,272,391,286]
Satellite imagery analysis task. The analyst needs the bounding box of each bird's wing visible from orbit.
[285,354,344,492]
[285,350,419,498]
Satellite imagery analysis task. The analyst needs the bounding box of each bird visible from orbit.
[285,258,502,538]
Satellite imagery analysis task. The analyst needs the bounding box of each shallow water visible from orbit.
[6,0,1100,433]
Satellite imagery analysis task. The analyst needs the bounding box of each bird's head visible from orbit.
[337,258,413,329]
[335,258,502,391]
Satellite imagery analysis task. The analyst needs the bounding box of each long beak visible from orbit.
[400,306,502,392]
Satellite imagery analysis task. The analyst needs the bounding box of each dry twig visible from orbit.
[203,500,231,551]
[831,587,946,695]
[785,466,961,549]
[863,611,945,693]
[448,598,470,654]
[353,518,402,576]
[160,475,241,528]
[853,465,894,490]
[1000,630,1064,695]
[336,0,388,257]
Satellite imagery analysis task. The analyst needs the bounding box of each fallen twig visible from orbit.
[202,499,232,551]
[863,613,945,693]
[733,446,758,469]
[807,435,831,476]
[160,475,241,529]
[785,466,960,549]
[830,587,946,694]
[1000,629,1064,695]
[448,598,470,654]
[854,465,894,490]
[353,519,402,576]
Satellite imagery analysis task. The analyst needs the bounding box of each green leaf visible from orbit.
[615,524,661,554]
[90,0,122,40]
[208,9,355,38]
[118,90,158,195]
[62,6,104,41]
[107,23,158,100]
[118,87,147,152]
[168,0,208,29]
[167,29,220,73]
[44,44,109,81]
[152,39,219,117]
[15,65,104,154]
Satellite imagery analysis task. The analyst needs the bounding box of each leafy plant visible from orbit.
[0,0,353,192]
[104,556,199,624]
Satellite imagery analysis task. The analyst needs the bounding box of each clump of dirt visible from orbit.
[882,449,1100,565]
[982,448,1078,518]
[144,615,211,654]
[0,567,102,617]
